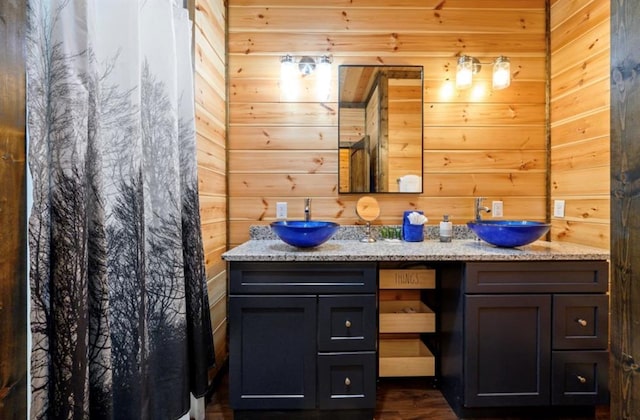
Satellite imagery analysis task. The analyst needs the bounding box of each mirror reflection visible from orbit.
[338,65,424,193]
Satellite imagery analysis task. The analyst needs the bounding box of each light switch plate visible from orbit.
[276,202,287,219]
[554,200,565,218]
[492,201,503,218]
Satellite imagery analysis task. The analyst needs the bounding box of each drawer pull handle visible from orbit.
[345,377,351,386]
[577,318,588,327]
[345,320,352,328]
[577,375,587,384]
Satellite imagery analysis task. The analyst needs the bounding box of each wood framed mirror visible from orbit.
[338,65,424,194]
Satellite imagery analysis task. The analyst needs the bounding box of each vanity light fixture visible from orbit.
[455,54,511,90]
[279,54,333,100]
[280,54,333,76]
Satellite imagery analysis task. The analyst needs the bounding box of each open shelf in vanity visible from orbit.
[378,267,437,378]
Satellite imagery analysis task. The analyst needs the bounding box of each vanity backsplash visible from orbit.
[249,224,478,241]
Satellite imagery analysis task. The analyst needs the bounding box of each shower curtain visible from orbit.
[27,0,214,418]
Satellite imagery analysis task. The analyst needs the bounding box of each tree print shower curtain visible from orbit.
[27,0,215,418]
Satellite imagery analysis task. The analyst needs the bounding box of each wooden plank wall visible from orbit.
[0,0,27,417]
[549,0,610,249]
[193,0,228,377]
[610,0,640,417]
[227,0,548,246]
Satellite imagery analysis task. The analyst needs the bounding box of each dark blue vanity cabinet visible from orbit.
[229,261,377,418]
[440,261,609,418]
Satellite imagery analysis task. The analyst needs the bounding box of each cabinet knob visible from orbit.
[344,377,351,386]
[345,320,352,328]
[577,375,587,384]
[576,318,588,327]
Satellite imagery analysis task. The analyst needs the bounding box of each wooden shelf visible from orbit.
[379,338,435,377]
[379,300,435,333]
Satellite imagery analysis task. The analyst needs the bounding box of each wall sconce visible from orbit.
[455,55,511,90]
[280,55,333,100]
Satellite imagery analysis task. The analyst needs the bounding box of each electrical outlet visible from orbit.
[276,202,287,219]
[554,200,565,218]
[492,201,503,218]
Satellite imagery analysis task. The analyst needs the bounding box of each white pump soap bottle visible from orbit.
[439,214,452,242]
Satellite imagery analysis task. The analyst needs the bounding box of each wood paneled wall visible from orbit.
[227,0,548,246]
[193,0,228,377]
[549,0,610,249]
[0,1,27,417]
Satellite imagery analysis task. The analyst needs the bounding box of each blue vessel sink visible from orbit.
[270,220,340,248]
[467,220,551,248]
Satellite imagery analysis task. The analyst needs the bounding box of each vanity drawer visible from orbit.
[465,261,608,294]
[379,268,435,289]
[379,300,435,333]
[552,350,609,406]
[318,295,377,352]
[553,295,609,350]
[317,352,377,409]
[379,338,435,377]
[230,262,377,294]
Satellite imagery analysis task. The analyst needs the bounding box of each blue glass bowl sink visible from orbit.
[270,220,340,248]
[467,220,551,248]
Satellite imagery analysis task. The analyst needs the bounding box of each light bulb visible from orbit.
[492,56,511,90]
[280,55,298,100]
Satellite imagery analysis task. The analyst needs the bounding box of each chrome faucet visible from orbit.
[474,197,491,221]
[304,198,312,221]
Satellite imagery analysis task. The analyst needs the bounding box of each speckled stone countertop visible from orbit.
[221,225,610,262]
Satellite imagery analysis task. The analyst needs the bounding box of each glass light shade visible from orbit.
[492,56,511,90]
[315,56,332,100]
[456,56,474,90]
[280,55,296,78]
[280,55,298,100]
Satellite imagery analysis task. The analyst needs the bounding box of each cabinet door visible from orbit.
[229,295,317,410]
[465,295,551,407]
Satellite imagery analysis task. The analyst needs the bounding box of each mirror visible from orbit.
[338,65,424,194]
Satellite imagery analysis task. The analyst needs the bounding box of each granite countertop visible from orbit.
[221,225,610,262]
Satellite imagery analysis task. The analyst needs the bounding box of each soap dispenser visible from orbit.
[439,215,452,242]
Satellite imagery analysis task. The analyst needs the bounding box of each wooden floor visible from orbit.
[205,372,610,420]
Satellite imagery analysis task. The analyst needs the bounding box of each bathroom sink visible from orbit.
[467,220,551,248]
[270,220,340,248]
